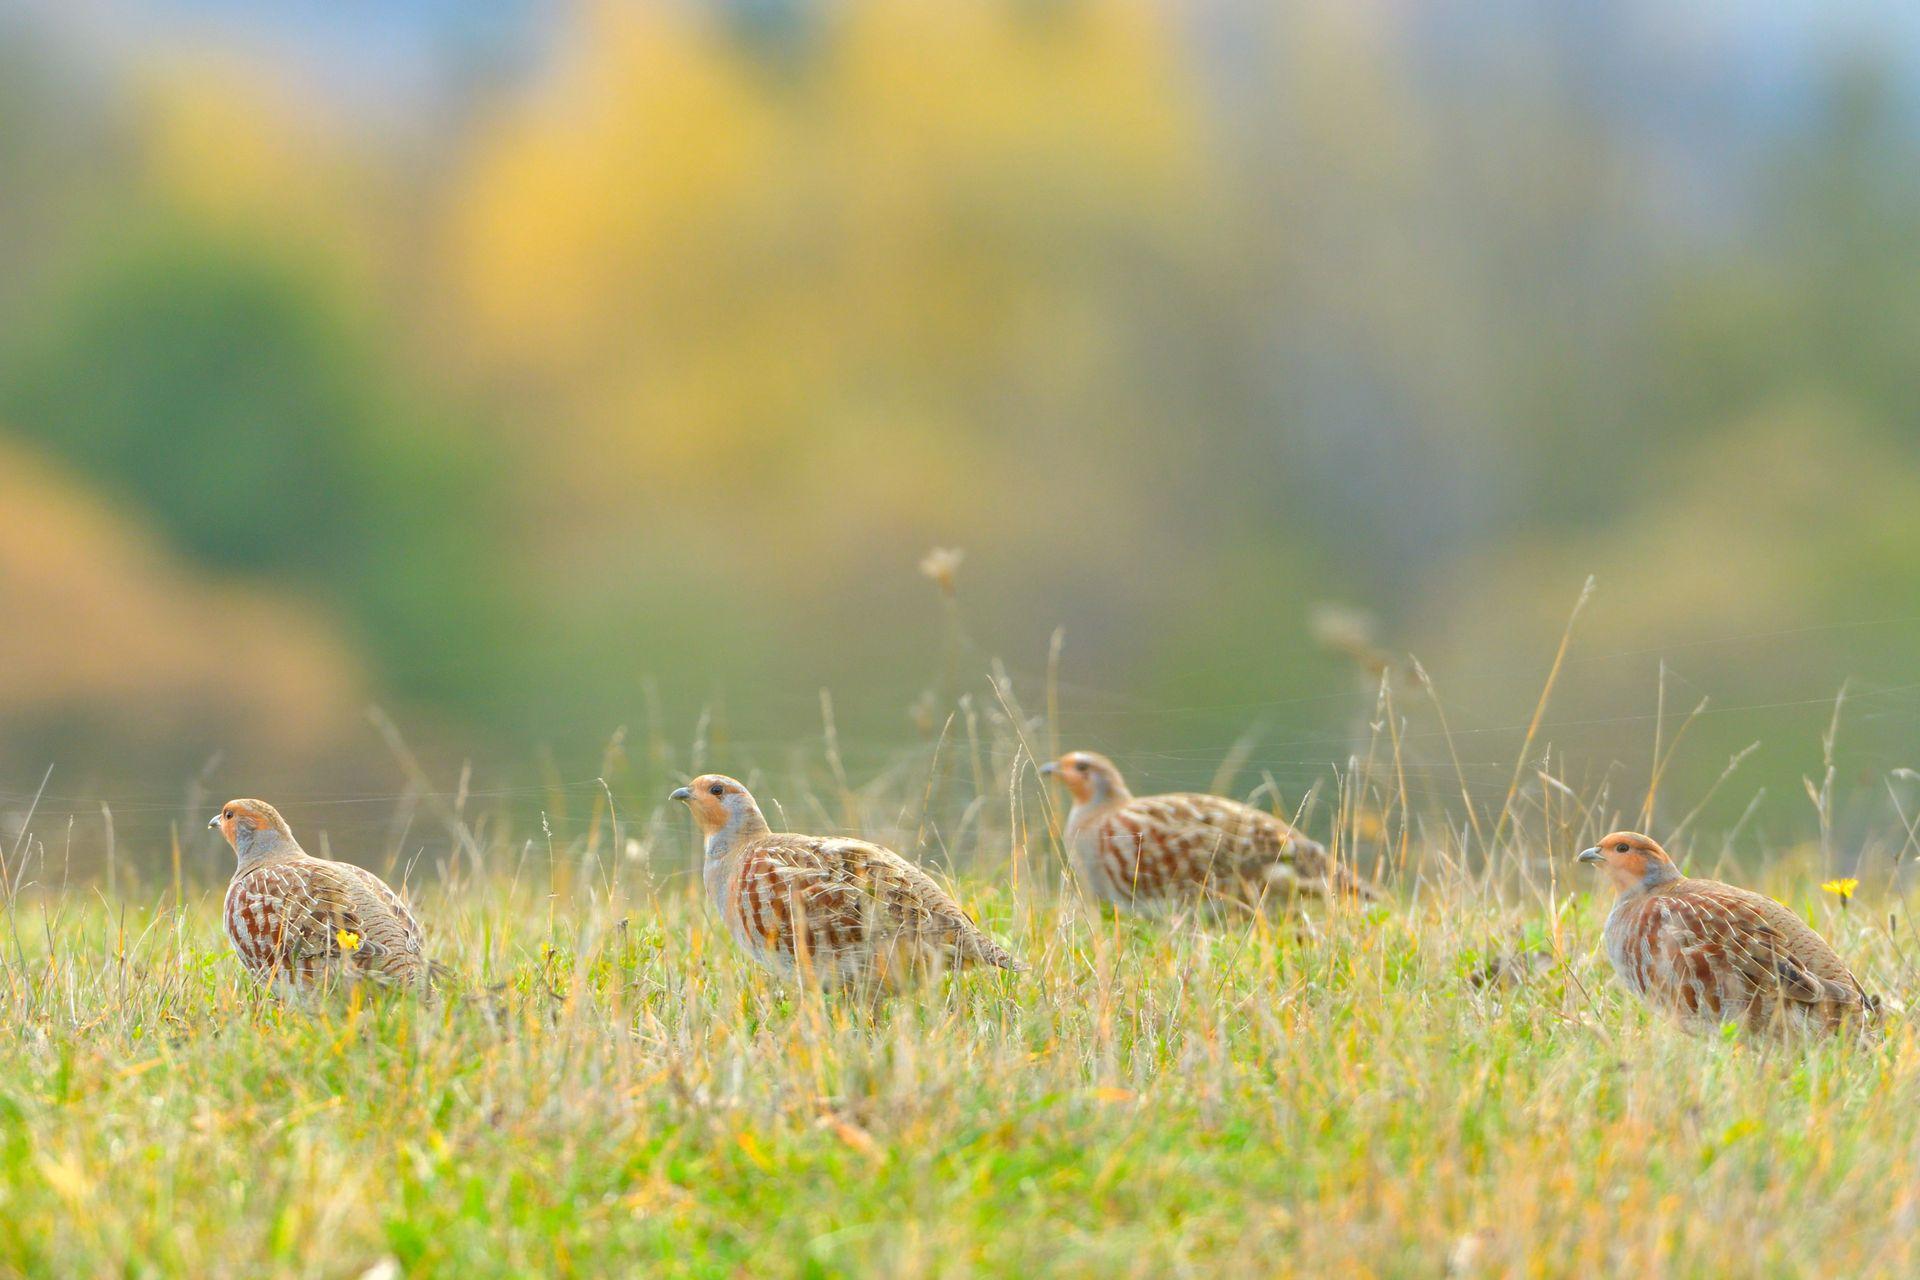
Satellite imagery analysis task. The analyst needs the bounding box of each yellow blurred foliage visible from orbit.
[450,0,1210,553]
[456,3,782,369]
[137,54,385,283]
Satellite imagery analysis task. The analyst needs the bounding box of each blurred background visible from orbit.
[3,0,1920,866]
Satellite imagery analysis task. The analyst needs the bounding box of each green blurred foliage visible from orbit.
[0,225,526,722]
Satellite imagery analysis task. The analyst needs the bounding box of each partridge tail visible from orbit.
[424,959,462,996]
[1306,838,1384,902]
[1333,864,1386,903]
[962,930,1029,973]
[1273,846,1385,904]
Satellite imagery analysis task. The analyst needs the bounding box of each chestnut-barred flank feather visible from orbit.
[673,774,1025,988]
[211,798,433,993]
[1044,751,1382,911]
[1581,831,1874,1038]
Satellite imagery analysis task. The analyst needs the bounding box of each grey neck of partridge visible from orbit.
[705,801,771,861]
[1067,774,1128,827]
[234,824,299,866]
[1627,858,1682,895]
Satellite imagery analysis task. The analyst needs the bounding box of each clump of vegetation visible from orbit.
[0,686,1910,1277]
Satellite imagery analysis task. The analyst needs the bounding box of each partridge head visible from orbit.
[1578,831,1682,894]
[210,798,296,860]
[1039,751,1129,805]
[671,775,761,833]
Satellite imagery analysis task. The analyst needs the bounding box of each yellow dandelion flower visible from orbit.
[1821,878,1859,907]
[336,929,362,953]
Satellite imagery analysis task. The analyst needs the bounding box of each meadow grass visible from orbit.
[0,734,1915,1280]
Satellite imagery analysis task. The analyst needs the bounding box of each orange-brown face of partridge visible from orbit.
[670,775,765,841]
[1040,751,1128,805]
[1578,831,1681,893]
[209,798,295,858]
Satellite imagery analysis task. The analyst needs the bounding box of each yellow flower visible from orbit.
[336,929,362,953]
[1821,878,1859,907]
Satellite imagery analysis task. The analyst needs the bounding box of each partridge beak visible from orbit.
[1577,847,1604,866]
[670,787,691,803]
[1038,761,1058,777]
[207,814,220,831]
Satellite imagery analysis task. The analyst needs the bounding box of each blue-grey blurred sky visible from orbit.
[15,1,1920,124]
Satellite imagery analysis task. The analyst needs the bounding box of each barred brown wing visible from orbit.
[1610,882,1869,1032]
[224,857,428,989]
[1089,794,1373,905]
[729,835,1022,977]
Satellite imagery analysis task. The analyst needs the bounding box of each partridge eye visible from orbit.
[1615,843,1629,853]
[709,784,725,797]
[223,810,233,820]
[1076,761,1090,773]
